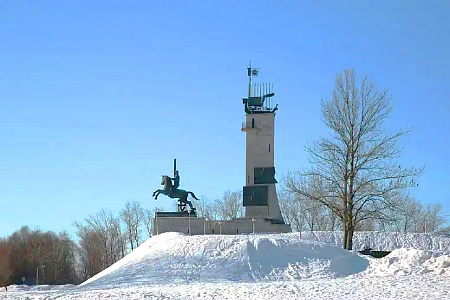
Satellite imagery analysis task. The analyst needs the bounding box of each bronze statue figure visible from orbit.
[152,174,198,212]
[170,170,180,195]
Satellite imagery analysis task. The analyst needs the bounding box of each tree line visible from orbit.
[0,200,154,286]
[279,190,446,234]
[0,227,76,287]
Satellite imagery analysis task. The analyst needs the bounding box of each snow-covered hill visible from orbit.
[80,232,369,287]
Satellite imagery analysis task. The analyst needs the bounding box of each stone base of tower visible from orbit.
[244,184,285,222]
[154,214,291,235]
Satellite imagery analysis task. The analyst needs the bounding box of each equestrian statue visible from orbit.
[152,160,199,212]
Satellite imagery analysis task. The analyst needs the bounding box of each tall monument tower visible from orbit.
[241,63,285,224]
[153,64,289,236]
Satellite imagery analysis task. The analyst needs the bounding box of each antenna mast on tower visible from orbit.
[243,62,277,113]
[247,61,259,98]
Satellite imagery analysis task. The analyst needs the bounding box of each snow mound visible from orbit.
[80,232,369,287]
[366,248,450,276]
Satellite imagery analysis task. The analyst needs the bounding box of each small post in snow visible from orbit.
[155,207,159,235]
[188,210,191,235]
[204,218,207,235]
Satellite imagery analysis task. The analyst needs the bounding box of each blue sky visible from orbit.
[1,1,449,238]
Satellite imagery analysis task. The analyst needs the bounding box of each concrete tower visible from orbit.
[241,64,285,224]
[153,65,289,236]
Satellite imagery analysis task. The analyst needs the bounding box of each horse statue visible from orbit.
[152,175,199,211]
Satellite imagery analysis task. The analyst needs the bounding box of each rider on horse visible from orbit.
[170,170,180,196]
[152,163,199,212]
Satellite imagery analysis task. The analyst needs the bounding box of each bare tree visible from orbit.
[375,196,445,234]
[278,191,307,232]
[390,194,423,232]
[212,190,244,220]
[0,238,12,287]
[195,196,215,220]
[120,201,145,251]
[74,209,125,278]
[74,223,104,279]
[419,203,445,233]
[327,207,340,231]
[143,209,154,237]
[142,206,164,238]
[302,197,329,231]
[354,218,377,231]
[279,189,339,232]
[284,69,422,250]
[109,216,127,260]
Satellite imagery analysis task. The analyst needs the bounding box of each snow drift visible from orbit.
[365,248,450,276]
[80,232,369,287]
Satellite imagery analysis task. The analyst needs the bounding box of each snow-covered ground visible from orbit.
[2,232,450,299]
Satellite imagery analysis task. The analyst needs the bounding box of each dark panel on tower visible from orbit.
[243,185,268,206]
[254,167,276,184]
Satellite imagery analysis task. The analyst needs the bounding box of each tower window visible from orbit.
[269,144,271,152]
[251,118,255,128]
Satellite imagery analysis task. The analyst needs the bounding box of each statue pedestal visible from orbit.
[154,211,198,236]
[153,213,290,236]
[156,211,197,218]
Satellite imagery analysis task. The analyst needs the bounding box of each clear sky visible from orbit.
[1,1,449,238]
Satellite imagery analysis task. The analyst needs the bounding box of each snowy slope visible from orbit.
[80,232,369,287]
[364,248,450,276]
